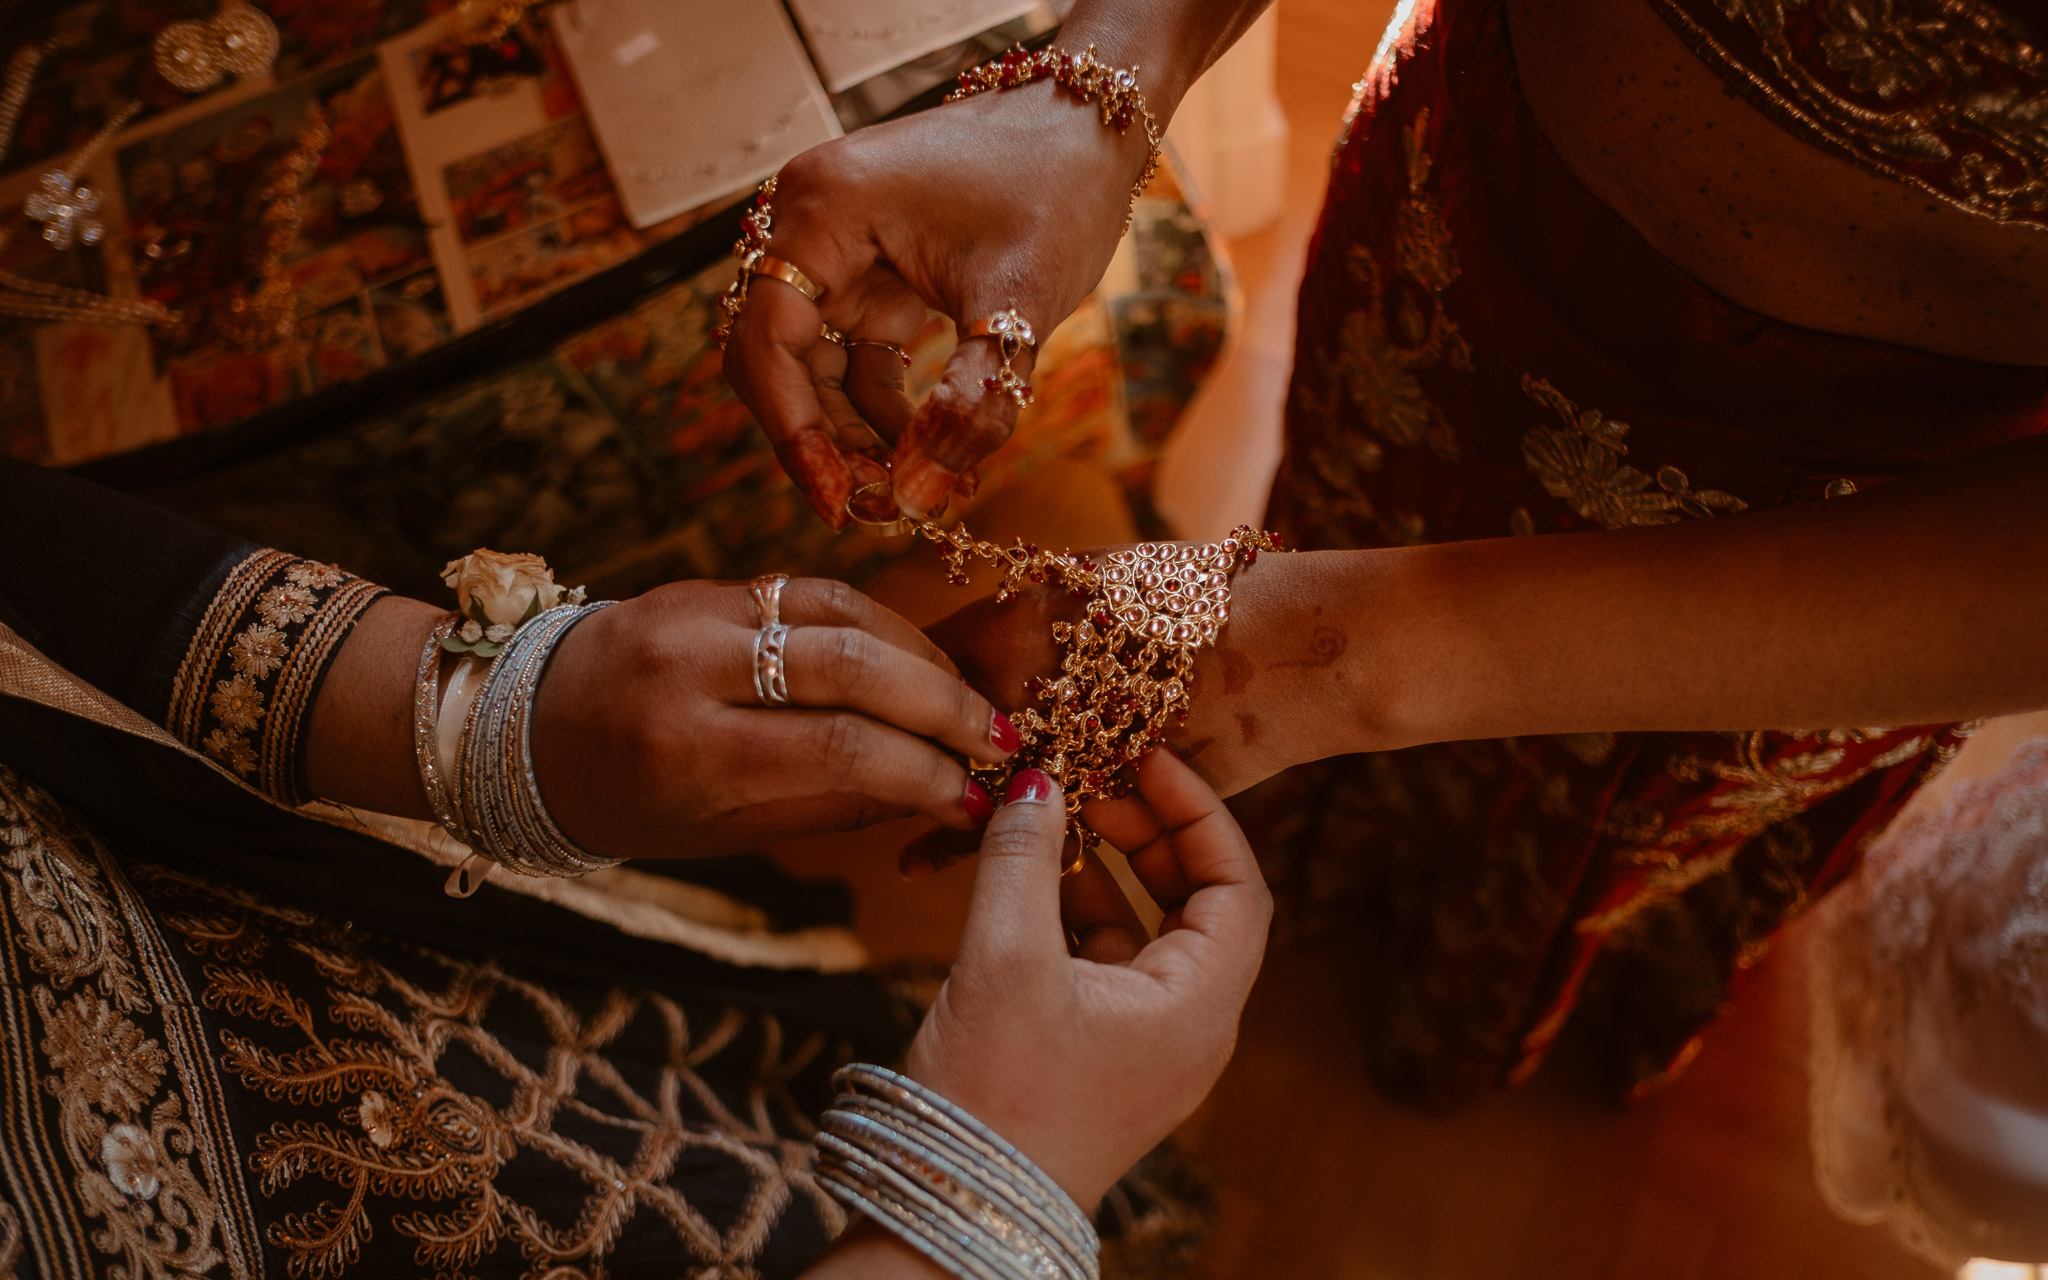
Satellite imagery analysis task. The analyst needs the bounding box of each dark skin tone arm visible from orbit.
[936,434,2048,797]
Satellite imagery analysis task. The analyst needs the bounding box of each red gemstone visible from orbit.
[1086,771,1106,789]
[1112,105,1133,130]
[1092,611,1112,628]
[1070,587,1088,599]
[1244,548,1258,565]
[1269,532,1285,549]
[982,375,1000,391]
[1085,716,1100,731]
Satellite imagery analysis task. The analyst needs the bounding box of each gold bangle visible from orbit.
[752,254,824,303]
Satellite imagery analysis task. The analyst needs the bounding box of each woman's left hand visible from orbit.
[902,748,1273,1209]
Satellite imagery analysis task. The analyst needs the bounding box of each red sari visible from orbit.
[1245,0,2048,1107]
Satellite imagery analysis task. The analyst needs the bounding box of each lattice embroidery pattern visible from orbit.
[133,861,854,1280]
[0,765,261,1280]
[169,550,385,803]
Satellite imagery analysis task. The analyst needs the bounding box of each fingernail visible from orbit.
[990,711,1021,755]
[963,778,994,824]
[1003,768,1056,806]
[894,457,957,518]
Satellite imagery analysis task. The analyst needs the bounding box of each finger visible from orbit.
[806,339,895,480]
[1059,845,1148,964]
[891,317,1039,518]
[724,282,862,528]
[836,278,925,445]
[899,823,983,880]
[778,625,1019,765]
[953,768,1069,977]
[1081,790,1195,909]
[739,709,994,829]
[1120,749,1272,984]
[776,578,962,676]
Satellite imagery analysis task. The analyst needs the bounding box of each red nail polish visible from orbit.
[1003,768,1056,805]
[990,711,1021,754]
[963,778,994,824]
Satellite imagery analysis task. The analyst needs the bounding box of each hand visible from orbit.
[902,751,1272,1208]
[718,79,1147,527]
[924,545,1370,810]
[529,577,1021,859]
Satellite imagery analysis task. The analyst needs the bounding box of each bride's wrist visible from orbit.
[1182,548,1424,785]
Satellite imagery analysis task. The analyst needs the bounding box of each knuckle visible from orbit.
[819,712,868,783]
[975,820,1049,863]
[825,628,881,696]
[807,577,864,625]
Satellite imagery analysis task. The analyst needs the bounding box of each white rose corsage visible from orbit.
[440,549,588,657]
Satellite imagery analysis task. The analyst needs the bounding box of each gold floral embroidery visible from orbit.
[1580,728,1934,932]
[134,864,851,1280]
[169,550,384,801]
[1652,0,2048,222]
[1519,376,1749,528]
[1324,110,1471,466]
[0,766,259,1280]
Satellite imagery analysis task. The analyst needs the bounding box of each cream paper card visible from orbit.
[548,0,841,228]
[787,0,1038,92]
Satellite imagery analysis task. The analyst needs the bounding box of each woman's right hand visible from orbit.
[529,576,1020,859]
[902,750,1272,1209]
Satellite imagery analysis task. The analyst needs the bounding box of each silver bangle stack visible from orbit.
[412,603,623,888]
[815,1064,1101,1280]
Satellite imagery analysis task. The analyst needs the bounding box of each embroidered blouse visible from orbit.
[1649,0,2048,226]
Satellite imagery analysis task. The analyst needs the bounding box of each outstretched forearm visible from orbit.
[1208,434,2048,780]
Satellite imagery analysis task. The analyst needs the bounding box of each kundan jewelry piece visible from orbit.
[960,307,1036,408]
[154,1,280,94]
[947,44,1164,232]
[851,497,1283,860]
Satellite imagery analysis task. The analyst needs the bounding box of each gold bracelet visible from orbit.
[885,510,1286,862]
[946,44,1164,233]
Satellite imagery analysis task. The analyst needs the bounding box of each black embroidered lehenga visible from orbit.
[0,456,912,1279]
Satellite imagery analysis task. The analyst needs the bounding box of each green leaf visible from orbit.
[467,598,492,627]
[471,641,501,658]
[519,592,543,624]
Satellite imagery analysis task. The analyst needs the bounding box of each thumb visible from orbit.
[891,305,1042,518]
[953,769,1069,977]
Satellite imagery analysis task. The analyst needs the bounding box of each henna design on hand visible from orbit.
[1269,625,1347,670]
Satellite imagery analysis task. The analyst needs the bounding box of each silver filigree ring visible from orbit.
[753,622,792,706]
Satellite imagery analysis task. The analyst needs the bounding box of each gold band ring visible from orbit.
[846,481,913,538]
[752,254,823,303]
